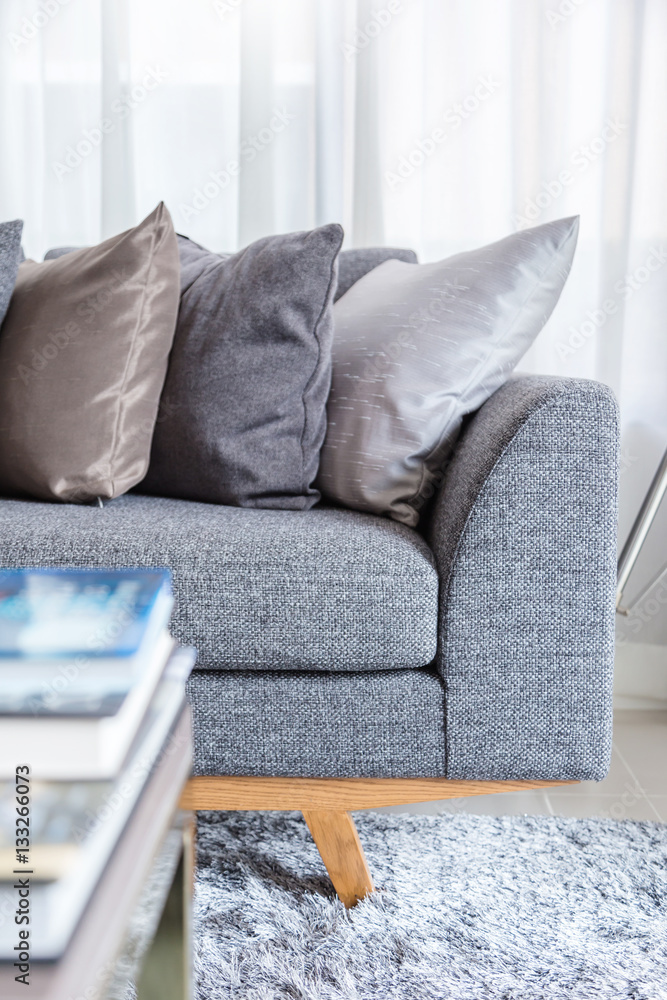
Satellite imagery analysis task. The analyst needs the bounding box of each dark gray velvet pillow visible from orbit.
[0,220,24,327]
[139,225,343,508]
[335,247,417,301]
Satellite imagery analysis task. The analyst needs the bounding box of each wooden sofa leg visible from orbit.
[302,809,375,908]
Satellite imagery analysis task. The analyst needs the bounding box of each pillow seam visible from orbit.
[106,218,160,498]
[298,227,344,495]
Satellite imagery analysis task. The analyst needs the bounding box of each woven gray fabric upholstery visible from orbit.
[43,247,79,259]
[0,220,23,327]
[188,668,446,777]
[335,247,417,301]
[0,495,438,672]
[428,375,618,782]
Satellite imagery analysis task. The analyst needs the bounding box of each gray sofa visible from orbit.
[0,373,618,783]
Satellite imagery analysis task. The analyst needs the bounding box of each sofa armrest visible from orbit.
[427,375,619,781]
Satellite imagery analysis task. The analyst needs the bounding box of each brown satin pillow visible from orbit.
[0,203,179,503]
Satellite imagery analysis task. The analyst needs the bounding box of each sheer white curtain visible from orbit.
[1,0,666,618]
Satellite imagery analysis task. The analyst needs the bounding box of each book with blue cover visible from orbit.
[0,569,173,715]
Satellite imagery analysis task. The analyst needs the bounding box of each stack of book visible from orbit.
[0,568,194,961]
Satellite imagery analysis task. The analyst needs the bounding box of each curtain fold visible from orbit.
[238,0,276,246]
[351,0,384,246]
[101,0,135,238]
[596,0,646,399]
[314,0,346,227]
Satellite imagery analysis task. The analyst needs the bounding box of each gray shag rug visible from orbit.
[194,810,667,999]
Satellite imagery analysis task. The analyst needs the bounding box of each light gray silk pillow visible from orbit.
[335,247,417,301]
[317,217,579,526]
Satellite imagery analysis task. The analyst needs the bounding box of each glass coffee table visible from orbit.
[0,706,194,1000]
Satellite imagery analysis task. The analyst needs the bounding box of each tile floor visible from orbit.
[376,710,667,823]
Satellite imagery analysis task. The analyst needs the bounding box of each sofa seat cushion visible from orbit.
[0,495,438,671]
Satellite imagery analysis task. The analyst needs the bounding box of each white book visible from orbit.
[0,631,175,780]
